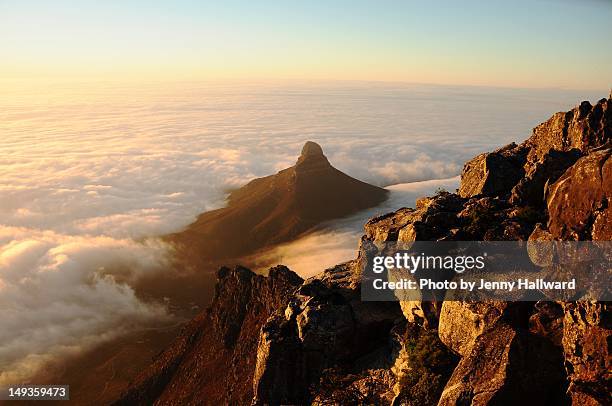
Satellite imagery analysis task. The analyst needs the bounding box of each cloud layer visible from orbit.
[0,81,603,382]
[0,227,172,384]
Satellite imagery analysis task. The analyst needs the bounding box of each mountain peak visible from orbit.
[300,141,324,157]
[296,141,329,167]
[170,140,387,261]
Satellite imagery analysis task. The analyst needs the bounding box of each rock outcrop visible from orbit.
[252,270,404,405]
[438,301,509,356]
[460,97,611,201]
[115,266,303,406]
[562,302,611,405]
[509,148,581,207]
[526,98,611,162]
[438,324,567,406]
[365,192,466,243]
[546,148,611,240]
[458,143,528,198]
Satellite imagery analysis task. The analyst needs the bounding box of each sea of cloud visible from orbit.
[0,81,603,382]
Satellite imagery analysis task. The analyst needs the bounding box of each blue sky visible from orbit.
[1,0,611,88]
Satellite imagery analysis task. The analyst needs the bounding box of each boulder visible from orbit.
[458,143,528,198]
[510,148,581,207]
[438,301,508,356]
[438,324,568,405]
[546,148,611,240]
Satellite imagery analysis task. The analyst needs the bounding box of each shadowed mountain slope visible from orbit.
[169,141,388,262]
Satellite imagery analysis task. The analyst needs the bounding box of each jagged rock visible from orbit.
[252,274,403,405]
[252,312,306,405]
[460,95,611,201]
[211,265,304,347]
[365,192,465,243]
[437,301,536,357]
[526,98,611,163]
[510,148,581,207]
[364,208,418,242]
[438,324,568,406]
[458,143,529,198]
[562,302,611,405]
[364,192,466,329]
[546,148,611,240]
[437,302,568,404]
[115,266,303,406]
[315,260,361,289]
[386,261,442,329]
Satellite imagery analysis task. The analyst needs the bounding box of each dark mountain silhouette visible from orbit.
[168,141,388,262]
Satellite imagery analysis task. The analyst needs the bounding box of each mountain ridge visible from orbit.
[169,141,389,263]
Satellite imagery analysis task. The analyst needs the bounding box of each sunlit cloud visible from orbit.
[0,82,605,383]
[0,226,173,385]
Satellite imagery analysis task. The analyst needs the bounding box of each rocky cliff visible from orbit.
[115,265,303,406]
[118,94,611,405]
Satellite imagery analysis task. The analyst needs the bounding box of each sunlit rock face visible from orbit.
[546,148,611,240]
[526,98,611,162]
[562,302,611,405]
[458,143,529,198]
[459,96,611,201]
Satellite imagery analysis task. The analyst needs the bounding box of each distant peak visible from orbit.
[300,141,324,158]
[296,141,329,167]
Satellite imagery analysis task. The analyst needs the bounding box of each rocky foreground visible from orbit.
[117,94,611,405]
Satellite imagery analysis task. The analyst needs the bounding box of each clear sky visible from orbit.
[1,0,611,89]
